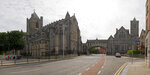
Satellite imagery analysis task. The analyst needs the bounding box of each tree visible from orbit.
[0,30,25,54]
[0,32,7,54]
[7,30,25,51]
[89,48,100,54]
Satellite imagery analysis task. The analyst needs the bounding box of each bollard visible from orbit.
[14,56,16,64]
[27,57,28,63]
[1,60,2,66]
[38,57,40,62]
[14,59,16,64]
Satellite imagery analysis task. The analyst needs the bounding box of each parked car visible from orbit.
[115,53,121,57]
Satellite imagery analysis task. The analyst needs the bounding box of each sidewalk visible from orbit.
[122,62,150,75]
[0,59,54,66]
[0,54,81,66]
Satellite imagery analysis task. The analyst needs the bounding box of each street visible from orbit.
[99,55,144,75]
[0,54,101,75]
[0,54,144,75]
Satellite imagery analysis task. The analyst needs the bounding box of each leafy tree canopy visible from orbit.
[0,30,25,54]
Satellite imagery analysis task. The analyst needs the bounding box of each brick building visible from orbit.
[145,0,150,68]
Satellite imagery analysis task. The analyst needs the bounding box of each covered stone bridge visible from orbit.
[84,39,108,53]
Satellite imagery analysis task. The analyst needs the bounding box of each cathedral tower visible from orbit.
[27,11,43,34]
[130,18,139,38]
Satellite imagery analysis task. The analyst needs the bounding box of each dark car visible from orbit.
[115,53,121,57]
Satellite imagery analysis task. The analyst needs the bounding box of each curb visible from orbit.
[0,56,79,66]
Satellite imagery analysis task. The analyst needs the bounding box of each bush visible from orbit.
[133,50,140,54]
[127,50,132,54]
[127,50,140,54]
[89,48,100,54]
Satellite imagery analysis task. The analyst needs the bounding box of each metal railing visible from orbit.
[0,51,84,66]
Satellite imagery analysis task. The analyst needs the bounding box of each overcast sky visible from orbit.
[0,0,146,43]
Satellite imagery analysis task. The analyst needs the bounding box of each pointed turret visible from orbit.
[31,11,39,19]
[133,17,136,21]
[72,13,77,22]
[65,12,70,19]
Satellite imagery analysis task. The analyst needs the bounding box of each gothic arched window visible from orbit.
[36,22,39,28]
[119,31,125,38]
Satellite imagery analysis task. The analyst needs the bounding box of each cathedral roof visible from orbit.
[120,26,125,30]
[114,26,130,38]
[119,26,129,33]
[108,35,114,40]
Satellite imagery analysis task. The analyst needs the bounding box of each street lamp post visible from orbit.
[62,24,65,58]
[132,51,133,64]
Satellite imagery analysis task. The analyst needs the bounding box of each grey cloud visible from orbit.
[0,0,146,43]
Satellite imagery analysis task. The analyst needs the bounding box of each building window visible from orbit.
[36,22,39,28]
[119,31,125,38]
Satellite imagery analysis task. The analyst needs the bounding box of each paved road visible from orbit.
[0,54,102,75]
[0,54,144,75]
[99,55,144,75]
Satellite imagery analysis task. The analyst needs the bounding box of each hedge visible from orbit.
[127,50,140,54]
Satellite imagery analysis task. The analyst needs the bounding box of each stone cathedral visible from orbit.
[25,12,82,57]
[107,18,139,54]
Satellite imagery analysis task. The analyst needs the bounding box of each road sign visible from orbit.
[136,41,140,45]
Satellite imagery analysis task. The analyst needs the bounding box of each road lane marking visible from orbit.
[80,55,105,75]
[78,73,82,75]
[115,62,127,75]
[114,62,128,75]
[86,67,90,71]
[92,64,95,67]
[11,68,41,74]
[98,71,101,74]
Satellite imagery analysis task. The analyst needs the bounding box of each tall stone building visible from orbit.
[140,29,146,54]
[131,18,139,38]
[145,0,150,68]
[25,12,82,57]
[107,18,139,54]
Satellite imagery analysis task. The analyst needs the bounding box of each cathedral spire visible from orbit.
[133,17,136,21]
[65,11,70,19]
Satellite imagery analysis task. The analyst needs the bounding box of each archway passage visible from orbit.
[88,46,106,54]
[85,39,107,54]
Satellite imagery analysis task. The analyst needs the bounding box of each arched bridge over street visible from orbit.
[85,39,108,51]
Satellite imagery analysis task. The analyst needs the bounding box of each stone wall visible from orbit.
[145,31,150,68]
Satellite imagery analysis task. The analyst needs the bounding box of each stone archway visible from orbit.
[88,46,106,54]
[84,39,108,54]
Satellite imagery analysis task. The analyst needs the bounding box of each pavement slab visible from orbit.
[127,62,150,75]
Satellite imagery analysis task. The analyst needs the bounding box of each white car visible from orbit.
[115,53,121,57]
